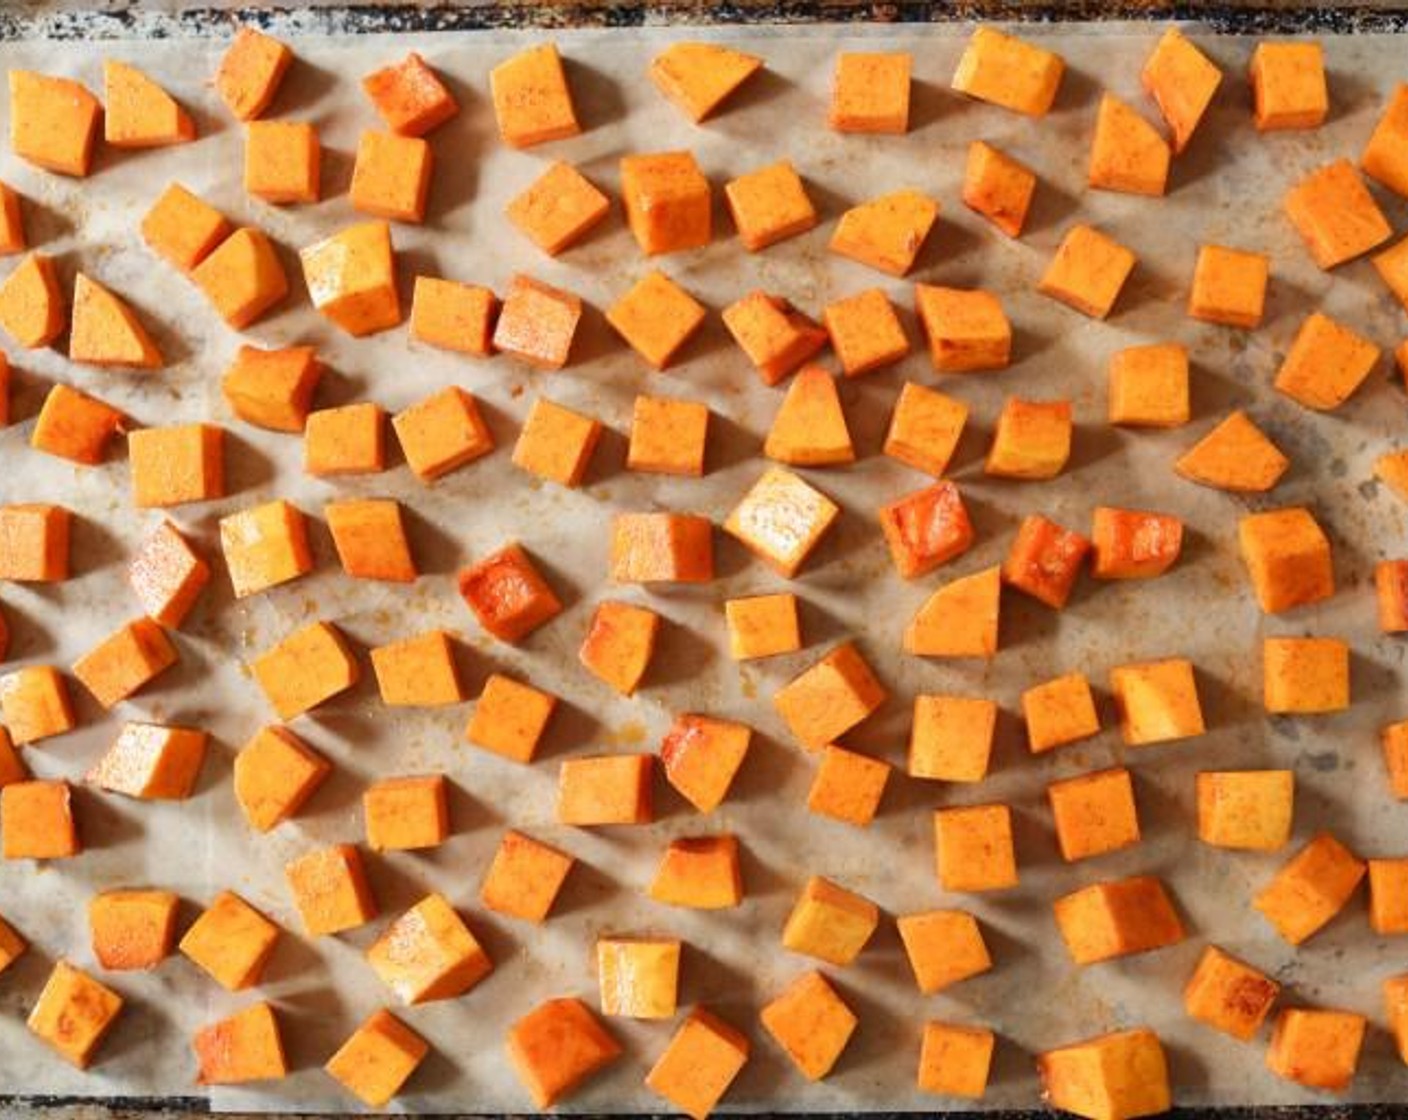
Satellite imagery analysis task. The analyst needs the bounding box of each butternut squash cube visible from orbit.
[326,499,416,583]
[775,642,886,750]
[0,729,28,788]
[724,160,817,251]
[0,352,8,425]
[244,120,321,204]
[879,480,974,579]
[409,276,495,356]
[350,130,431,223]
[951,27,1064,116]
[1251,42,1328,130]
[251,620,359,719]
[1055,875,1185,964]
[507,998,621,1108]
[393,385,494,482]
[0,665,75,743]
[725,593,800,661]
[725,466,839,578]
[480,829,574,922]
[1385,720,1408,800]
[1377,560,1408,633]
[648,42,762,123]
[1038,1028,1170,1120]
[304,403,384,477]
[620,151,711,255]
[104,60,193,148]
[129,519,210,627]
[366,893,492,1004]
[760,970,856,1081]
[489,43,580,148]
[1,779,79,859]
[141,184,231,272]
[1263,636,1349,713]
[557,754,653,825]
[130,424,224,507]
[1284,160,1391,269]
[1039,225,1136,319]
[1091,506,1183,580]
[806,744,889,827]
[598,936,681,1018]
[90,889,179,971]
[362,51,458,137]
[1267,1008,1366,1091]
[0,252,64,348]
[0,911,25,973]
[325,1009,428,1107]
[915,284,1010,372]
[457,543,562,643]
[1189,244,1269,328]
[219,499,311,598]
[909,694,995,782]
[1388,973,1408,1062]
[606,269,706,369]
[1088,93,1170,197]
[507,160,609,256]
[884,381,967,476]
[830,52,911,133]
[1049,767,1140,862]
[660,713,751,813]
[87,722,207,800]
[1184,945,1279,1041]
[764,365,855,467]
[898,910,991,995]
[371,630,463,706]
[1023,672,1100,752]
[191,227,289,329]
[8,71,100,176]
[1110,657,1205,745]
[286,843,377,936]
[1003,514,1089,609]
[1141,27,1222,154]
[194,1002,286,1085]
[721,290,827,385]
[1376,449,1408,501]
[782,876,878,966]
[69,273,162,369]
[649,834,742,909]
[1196,770,1294,851]
[492,272,581,369]
[646,1007,750,1120]
[579,600,660,695]
[918,1021,994,1099]
[824,287,908,377]
[179,890,280,990]
[27,962,121,1068]
[31,384,125,466]
[629,394,709,476]
[963,140,1036,238]
[1238,507,1334,613]
[215,27,292,121]
[1109,342,1189,427]
[1254,832,1365,944]
[221,344,321,431]
[0,183,22,256]
[72,618,177,709]
[985,397,1072,479]
[301,221,400,335]
[1274,311,1380,411]
[1364,83,1408,199]
[465,673,557,762]
[935,804,1017,892]
[830,189,939,276]
[905,565,1001,658]
[364,775,448,852]
[1368,858,1408,934]
[233,725,330,832]
[1376,235,1408,311]
[1175,410,1289,492]
[513,396,602,487]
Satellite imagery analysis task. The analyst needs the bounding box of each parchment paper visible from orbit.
[0,19,1406,1113]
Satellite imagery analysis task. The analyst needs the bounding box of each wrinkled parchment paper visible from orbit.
[0,19,1406,1113]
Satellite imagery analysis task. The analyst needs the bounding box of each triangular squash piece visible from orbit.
[103,61,195,148]
[764,365,855,467]
[69,274,163,369]
[1089,93,1170,197]
[903,565,1000,658]
[1140,27,1222,154]
[1377,450,1408,501]
[1174,411,1289,492]
[648,42,763,123]
[0,252,65,348]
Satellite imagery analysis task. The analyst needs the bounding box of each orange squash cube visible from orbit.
[918,1021,995,1099]
[194,1002,287,1085]
[0,665,75,744]
[69,273,162,368]
[898,910,991,995]
[628,394,710,476]
[350,130,431,222]
[0,252,65,348]
[620,151,711,255]
[489,43,580,148]
[492,273,581,369]
[806,744,889,827]
[513,396,603,487]
[904,565,1001,659]
[660,712,751,813]
[1110,657,1204,746]
[724,160,817,252]
[579,601,660,695]
[221,343,321,431]
[725,467,839,578]
[1251,42,1328,130]
[830,52,911,133]
[8,71,100,176]
[985,397,1072,479]
[1254,832,1365,945]
[935,804,1017,892]
[128,519,210,627]
[1364,83,1408,199]
[557,753,653,825]
[191,227,289,329]
[649,834,742,909]
[465,673,557,762]
[363,775,448,852]
[598,936,681,1018]
[909,694,996,782]
[1048,767,1140,861]
[1091,506,1183,579]
[233,725,330,832]
[215,27,292,121]
[362,51,458,137]
[251,620,359,719]
[1377,560,1408,633]
[90,889,179,971]
[0,911,24,973]
[1197,769,1295,851]
[480,829,574,922]
[0,183,22,256]
[774,642,886,750]
[1384,720,1408,799]
[760,971,857,1081]
[1002,513,1090,609]
[219,499,311,598]
[31,384,125,466]
[304,402,386,477]
[1141,27,1222,154]
[1376,235,1408,312]
[286,843,377,936]
[0,729,28,789]
[1284,159,1391,269]
[87,722,207,801]
[27,962,121,1068]
[963,140,1036,238]
[721,290,828,385]
[915,284,1010,372]
[829,189,939,276]
[884,382,968,477]
[1267,1008,1366,1091]
[951,27,1064,116]
[1388,973,1408,1062]
[646,1007,750,1120]
[371,630,463,707]
[1038,1028,1170,1120]
[179,890,280,991]
[393,385,495,482]
[325,1009,428,1107]
[457,543,562,643]
[1108,342,1190,427]
[1238,507,1334,613]
[824,287,908,377]
[724,593,801,661]
[302,220,400,336]
[72,618,177,709]
[1040,224,1137,319]
[878,480,974,579]
[244,120,320,204]
[326,499,416,583]
[129,424,225,506]
[1369,858,1408,934]
[1263,636,1349,713]
[1189,245,1269,328]
[366,893,492,1004]
[781,876,878,966]
[1023,672,1101,753]
[1054,875,1186,964]
[1274,311,1380,411]
[1,779,79,859]
[1184,945,1279,1041]
[1088,93,1170,197]
[606,269,706,370]
[764,365,855,467]
[648,41,762,123]
[142,183,230,272]
[507,160,610,256]
[507,998,621,1108]
[409,276,495,356]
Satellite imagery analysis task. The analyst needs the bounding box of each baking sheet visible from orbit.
[0,18,1405,1112]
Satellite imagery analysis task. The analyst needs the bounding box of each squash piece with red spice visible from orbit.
[611,513,713,584]
[142,184,230,272]
[286,844,378,936]
[192,228,289,329]
[774,643,886,750]
[760,971,857,1082]
[1183,945,1279,1041]
[512,397,602,487]
[216,28,292,121]
[507,161,610,257]
[915,285,1010,372]
[9,71,101,177]
[366,893,492,1004]
[409,277,495,356]
[129,520,210,627]
[1003,514,1090,609]
[195,1002,287,1085]
[963,141,1036,238]
[905,566,1001,658]
[1238,507,1334,613]
[233,726,330,832]
[362,52,458,136]
[807,744,890,827]
[492,273,581,369]
[660,713,751,813]
[250,622,359,720]
[951,27,1064,116]
[27,962,121,1068]
[393,386,494,483]
[558,754,654,825]
[480,829,574,922]
[646,1007,751,1120]
[1091,507,1183,579]
[1054,874,1185,963]
[1284,160,1390,269]
[1039,225,1136,319]
[879,480,974,579]
[986,397,1071,479]
[465,674,557,763]
[178,891,280,991]
[1088,93,1170,197]
[489,43,580,149]
[620,151,710,255]
[0,665,75,743]
[457,543,562,643]
[69,274,163,369]
[606,270,706,370]
[326,499,417,583]
[2,779,80,858]
[1266,1008,1366,1092]
[648,42,762,123]
[90,889,179,971]
[725,467,839,578]
[764,366,855,467]
[725,160,817,252]
[0,252,64,348]
[31,384,125,466]
[364,775,448,852]
[1141,28,1222,154]
[830,189,939,277]
[1251,42,1327,131]
[722,291,828,386]
[830,52,911,134]
[221,344,321,432]
[72,618,177,709]
[349,130,431,223]
[508,998,621,1108]
[130,424,225,507]
[579,601,660,695]
[219,499,312,599]
[87,722,207,801]
[301,221,400,336]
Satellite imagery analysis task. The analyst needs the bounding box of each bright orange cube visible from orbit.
[1238,507,1335,613]
[301,220,400,335]
[325,1009,428,1107]
[648,41,762,123]
[963,140,1036,238]
[1048,767,1141,861]
[1,779,80,859]
[1274,310,1380,411]
[825,287,909,377]
[830,51,911,133]
[620,151,711,255]
[557,753,654,825]
[480,829,574,922]
[465,673,558,762]
[646,1007,750,1120]
[1284,159,1391,269]
[362,51,459,136]
[507,998,621,1108]
[128,519,211,627]
[142,183,230,272]
[898,910,992,994]
[215,27,292,121]
[1267,1008,1366,1091]
[1091,506,1184,579]
[244,120,320,204]
[1251,42,1328,130]
[1023,672,1100,753]
[806,744,890,827]
[221,343,321,431]
[1197,769,1295,851]
[363,775,448,852]
[606,269,706,369]
[366,893,492,1004]
[1184,945,1279,1041]
[1088,93,1170,197]
[27,962,121,1068]
[830,189,939,277]
[305,403,386,476]
[370,630,464,707]
[457,543,562,643]
[649,835,742,909]
[194,1002,287,1085]
[951,27,1064,116]
[628,394,710,476]
[489,43,580,149]
[760,971,856,1081]
[409,276,495,357]
[1108,342,1190,427]
[31,384,125,466]
[285,843,378,936]
[0,665,76,744]
[129,423,225,507]
[917,1021,995,1099]
[934,804,1017,892]
[909,694,996,782]
[191,227,289,329]
[774,642,886,750]
[492,273,582,369]
[513,396,603,487]
[1002,513,1091,609]
[1039,224,1137,319]
[233,725,330,832]
[219,499,312,598]
[878,481,974,579]
[985,397,1072,479]
[579,600,660,695]
[781,876,878,967]
[392,385,495,482]
[1189,245,1270,328]
[250,620,360,719]
[1254,832,1365,945]
[1054,875,1186,964]
[1141,27,1222,154]
[179,890,280,991]
[721,290,828,386]
[915,285,1010,372]
[725,466,839,578]
[72,618,178,709]
[1110,657,1205,746]
[660,713,751,813]
[90,889,179,971]
[9,71,101,177]
[349,129,432,222]
[326,498,418,583]
[506,160,610,256]
[724,160,817,251]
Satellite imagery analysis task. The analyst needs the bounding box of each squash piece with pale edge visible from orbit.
[904,566,1000,658]
[69,274,163,369]
[649,42,762,123]
[0,252,65,348]
[1141,27,1222,153]
[764,366,855,467]
[1038,1028,1171,1120]
[215,28,293,121]
[9,71,101,177]
[1377,450,1408,501]
[301,220,401,336]
[1363,83,1408,200]
[194,1002,287,1085]
[103,61,194,148]
[829,190,939,277]
[951,27,1064,116]
[1089,93,1170,197]
[1175,411,1289,492]
[191,228,289,329]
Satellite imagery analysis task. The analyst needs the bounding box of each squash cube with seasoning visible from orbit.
[286,843,378,937]
[1254,832,1365,945]
[31,384,125,466]
[1091,507,1183,579]
[629,395,709,476]
[1038,1028,1170,1120]
[935,804,1017,892]
[807,745,890,827]
[304,403,385,477]
[1110,657,1205,746]
[951,27,1064,116]
[1274,311,1380,411]
[1196,771,1295,852]
[621,151,710,255]
[830,189,939,277]
[725,593,800,661]
[775,642,886,750]
[1376,236,1408,312]
[0,665,75,744]
[598,936,681,1018]
[1189,244,1269,328]
[1089,93,1170,197]
[234,726,330,832]
[885,382,968,477]
[69,273,163,369]
[722,291,828,385]
[0,183,22,256]
[0,731,27,789]
[765,366,854,467]
[650,835,742,909]
[1251,42,1327,130]
[129,519,210,627]
[648,41,762,123]
[350,130,432,223]
[366,893,492,1004]
[194,1002,286,1085]
[1263,636,1349,714]
[660,713,751,813]
[830,51,911,133]
[179,890,280,991]
[725,160,817,251]
[192,227,290,329]
[1285,160,1391,269]
[364,775,448,852]
[326,1009,429,1107]
[824,288,908,377]
[1109,343,1190,427]
[219,499,311,599]
[1049,768,1140,862]
[221,344,321,432]
[251,621,359,720]
[918,1022,994,1099]
[466,673,557,763]
[725,467,839,578]
[1378,560,1408,633]
[72,618,178,709]
[506,161,609,256]
[244,120,319,204]
[557,754,653,825]
[986,397,1072,479]
[371,630,463,707]
[87,722,207,801]
[963,140,1036,238]
[409,277,495,356]
[1184,945,1279,1041]
[579,601,660,695]
[1,779,79,859]
[1384,721,1408,800]
[508,998,621,1108]
[606,269,706,369]
[1023,673,1100,753]
[1368,858,1408,934]
[646,1007,750,1120]
[909,695,996,782]
[492,273,581,369]
[393,385,494,482]
[216,27,292,121]
[489,43,580,148]
[363,51,458,136]
[513,397,602,487]
[326,499,416,584]
[879,481,974,578]
[782,876,878,967]
[1238,507,1334,613]
[457,543,562,643]
[480,829,574,922]
[1267,1008,1366,1092]
[1054,875,1186,964]
[8,71,101,176]
[302,221,400,335]
[1040,225,1136,319]
[1365,83,1408,199]
[905,565,1001,659]
[27,962,121,1068]
[1389,974,1408,1063]
[130,424,224,507]
[0,913,25,974]
[90,889,179,971]
[1003,514,1090,610]
[761,971,856,1082]
[898,910,991,995]
[915,285,1011,372]
[1142,27,1223,153]
[0,252,65,348]
[142,184,231,272]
